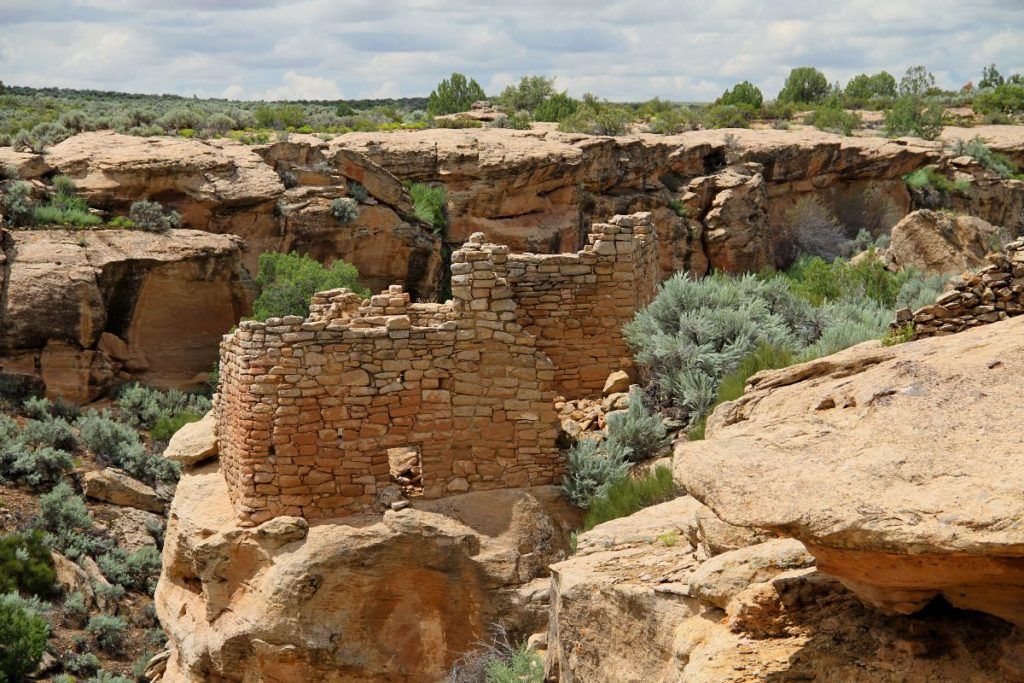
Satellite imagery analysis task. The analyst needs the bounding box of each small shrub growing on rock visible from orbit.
[129,199,181,233]
[408,183,447,231]
[562,438,630,508]
[347,181,369,203]
[62,591,89,626]
[0,531,56,596]
[97,546,162,593]
[86,614,128,654]
[952,136,1018,178]
[582,466,678,531]
[150,410,202,440]
[22,396,52,420]
[604,388,669,463]
[17,416,78,451]
[330,197,359,224]
[34,482,109,561]
[63,651,101,677]
[805,106,861,135]
[884,96,943,140]
[1,181,37,227]
[6,445,74,489]
[0,592,50,682]
[252,251,368,320]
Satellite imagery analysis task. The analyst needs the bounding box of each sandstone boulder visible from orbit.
[156,462,580,682]
[0,147,49,180]
[602,370,631,395]
[84,468,165,513]
[676,316,1024,626]
[0,228,253,400]
[548,496,1013,682]
[163,412,218,466]
[887,208,1003,274]
[51,551,95,608]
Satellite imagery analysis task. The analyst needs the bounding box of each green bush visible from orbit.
[427,73,487,116]
[77,409,139,453]
[533,91,579,122]
[329,197,359,224]
[778,67,830,104]
[484,645,544,683]
[5,445,74,489]
[498,75,555,114]
[150,410,202,441]
[561,438,630,508]
[604,388,669,462]
[973,82,1024,116]
[86,671,134,683]
[129,199,181,233]
[719,81,763,109]
[86,614,128,654]
[701,104,751,129]
[62,591,89,626]
[884,96,943,140]
[432,118,484,129]
[114,385,209,429]
[347,182,369,203]
[76,407,177,485]
[34,482,110,561]
[97,546,161,592]
[22,396,52,420]
[408,183,447,231]
[805,106,861,135]
[0,531,55,596]
[582,466,678,531]
[557,95,631,135]
[252,251,368,320]
[843,71,897,108]
[1,181,37,226]
[62,651,101,676]
[0,592,49,682]
[898,66,936,97]
[903,167,971,194]
[648,107,701,134]
[952,136,1018,178]
[17,417,77,451]
[688,344,793,439]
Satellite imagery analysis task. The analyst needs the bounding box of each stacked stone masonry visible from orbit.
[217,213,659,524]
[898,238,1024,339]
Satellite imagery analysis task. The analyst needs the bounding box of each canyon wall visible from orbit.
[0,227,253,402]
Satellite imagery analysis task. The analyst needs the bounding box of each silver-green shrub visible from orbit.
[562,438,630,508]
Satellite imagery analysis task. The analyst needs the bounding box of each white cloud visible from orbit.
[256,71,343,101]
[0,1,1021,101]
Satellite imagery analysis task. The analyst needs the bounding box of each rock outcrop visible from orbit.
[886,208,1003,274]
[155,462,580,682]
[162,412,218,467]
[547,496,1014,682]
[0,228,253,401]
[675,316,1024,628]
[42,131,443,299]
[332,127,942,275]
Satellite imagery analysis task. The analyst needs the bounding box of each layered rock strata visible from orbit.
[155,461,579,683]
[0,228,253,401]
[675,316,1024,626]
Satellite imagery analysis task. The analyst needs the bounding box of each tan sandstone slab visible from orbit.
[675,316,1024,624]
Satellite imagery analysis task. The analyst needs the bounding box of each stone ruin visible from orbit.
[216,213,659,524]
[896,237,1024,339]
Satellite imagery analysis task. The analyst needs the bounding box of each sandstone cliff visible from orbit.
[156,461,580,682]
[0,228,253,402]
[672,316,1024,678]
[42,131,443,300]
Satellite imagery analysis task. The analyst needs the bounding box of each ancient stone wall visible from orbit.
[898,238,1024,339]
[216,213,660,524]
[506,213,659,397]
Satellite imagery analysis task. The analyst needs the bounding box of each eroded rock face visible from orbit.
[548,497,1016,682]
[887,208,1002,274]
[333,127,940,276]
[155,462,580,682]
[675,316,1024,626]
[0,228,253,400]
[43,132,443,300]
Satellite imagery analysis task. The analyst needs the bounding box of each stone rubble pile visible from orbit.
[897,238,1024,339]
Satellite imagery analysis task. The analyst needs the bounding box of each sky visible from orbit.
[1,0,1022,102]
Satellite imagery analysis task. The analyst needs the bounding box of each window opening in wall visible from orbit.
[388,446,423,498]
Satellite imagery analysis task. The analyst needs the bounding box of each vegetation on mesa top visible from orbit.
[2,62,1023,151]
